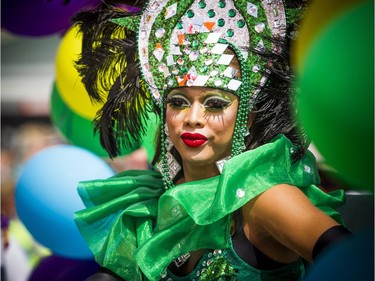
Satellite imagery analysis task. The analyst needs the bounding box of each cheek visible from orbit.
[211,113,237,138]
[165,111,182,136]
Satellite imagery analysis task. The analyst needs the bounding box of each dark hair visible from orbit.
[245,1,309,161]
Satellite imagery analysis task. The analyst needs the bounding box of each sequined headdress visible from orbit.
[74,0,303,189]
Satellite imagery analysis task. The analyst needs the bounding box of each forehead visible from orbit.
[168,86,238,97]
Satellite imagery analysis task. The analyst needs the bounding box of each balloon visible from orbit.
[29,255,99,281]
[2,0,101,37]
[55,24,102,120]
[55,21,159,160]
[294,1,374,190]
[292,0,369,73]
[50,82,138,157]
[305,229,374,281]
[15,145,115,259]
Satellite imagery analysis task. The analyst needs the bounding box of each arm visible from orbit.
[243,184,351,262]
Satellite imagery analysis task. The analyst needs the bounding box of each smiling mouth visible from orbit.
[180,133,208,148]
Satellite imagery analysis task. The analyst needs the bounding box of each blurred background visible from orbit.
[1,0,373,280]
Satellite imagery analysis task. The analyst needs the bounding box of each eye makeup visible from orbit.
[166,89,236,112]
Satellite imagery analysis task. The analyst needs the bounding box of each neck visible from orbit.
[181,161,220,183]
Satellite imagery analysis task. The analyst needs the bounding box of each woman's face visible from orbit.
[165,87,239,167]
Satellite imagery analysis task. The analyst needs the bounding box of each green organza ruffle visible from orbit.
[74,135,345,281]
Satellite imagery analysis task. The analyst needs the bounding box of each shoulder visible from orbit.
[242,184,340,261]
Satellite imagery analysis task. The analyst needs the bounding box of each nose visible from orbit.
[184,102,205,127]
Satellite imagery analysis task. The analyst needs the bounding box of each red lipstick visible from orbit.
[181,132,207,148]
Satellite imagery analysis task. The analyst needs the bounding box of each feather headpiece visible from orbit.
[74,0,306,162]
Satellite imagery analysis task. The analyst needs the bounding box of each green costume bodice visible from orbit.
[158,240,305,281]
[74,135,345,281]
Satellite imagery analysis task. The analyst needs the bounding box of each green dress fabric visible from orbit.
[74,135,345,281]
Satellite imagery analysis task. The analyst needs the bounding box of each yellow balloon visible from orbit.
[55,25,102,120]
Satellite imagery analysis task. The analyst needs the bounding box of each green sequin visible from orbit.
[237,19,245,28]
[218,0,226,8]
[187,9,195,18]
[226,29,234,37]
[228,9,236,17]
[217,18,225,27]
[176,21,183,29]
[207,9,215,18]
[199,0,206,8]
[200,65,208,73]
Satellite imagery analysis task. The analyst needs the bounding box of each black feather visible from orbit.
[73,4,156,158]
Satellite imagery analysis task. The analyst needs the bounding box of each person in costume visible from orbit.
[72,0,352,280]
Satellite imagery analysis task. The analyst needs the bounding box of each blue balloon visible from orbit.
[15,145,115,259]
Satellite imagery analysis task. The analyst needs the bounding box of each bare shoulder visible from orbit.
[242,184,340,261]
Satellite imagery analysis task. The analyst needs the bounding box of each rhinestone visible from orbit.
[200,65,208,73]
[155,28,166,38]
[167,278,173,281]
[176,21,183,29]
[189,51,199,61]
[165,3,177,19]
[304,165,311,174]
[184,47,191,54]
[192,40,199,48]
[161,271,167,278]
[210,70,219,76]
[199,0,206,8]
[247,2,258,17]
[252,65,260,72]
[214,80,223,87]
[236,188,245,198]
[177,58,184,65]
[226,29,234,37]
[237,19,245,28]
[208,9,215,18]
[218,0,226,8]
[158,63,167,72]
[187,9,195,18]
[217,18,225,27]
[290,147,295,153]
[228,9,236,17]
[208,252,213,258]
[200,46,208,54]
[255,23,265,33]
[207,259,213,266]
[172,68,179,75]
[205,58,214,65]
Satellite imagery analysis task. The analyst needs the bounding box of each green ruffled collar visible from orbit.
[74,135,345,281]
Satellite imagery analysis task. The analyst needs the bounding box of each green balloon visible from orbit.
[296,2,374,191]
[50,82,138,158]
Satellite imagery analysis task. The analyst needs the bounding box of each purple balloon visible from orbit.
[28,255,99,281]
[2,0,101,36]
